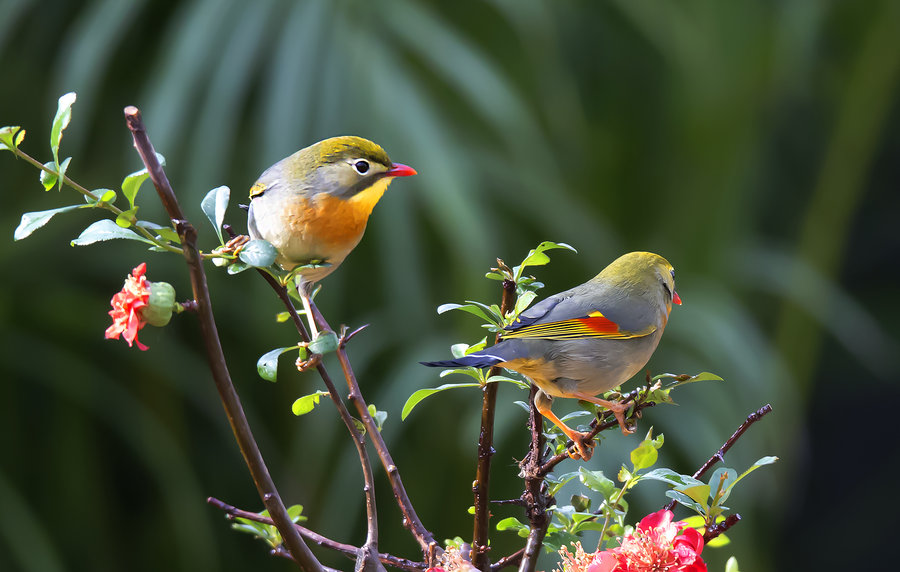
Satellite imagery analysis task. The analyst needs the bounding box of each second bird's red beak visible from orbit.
[673,291,682,305]
[387,163,417,177]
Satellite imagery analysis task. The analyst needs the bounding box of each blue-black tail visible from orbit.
[420,353,506,369]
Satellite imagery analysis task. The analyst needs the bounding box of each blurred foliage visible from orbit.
[1,0,898,570]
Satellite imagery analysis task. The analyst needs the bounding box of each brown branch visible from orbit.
[123,107,322,572]
[255,272,383,566]
[302,298,438,560]
[207,497,426,571]
[703,513,741,542]
[664,404,773,512]
[490,548,524,571]
[517,385,551,572]
[471,277,517,570]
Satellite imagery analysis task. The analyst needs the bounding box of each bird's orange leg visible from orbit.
[569,391,634,435]
[534,391,595,460]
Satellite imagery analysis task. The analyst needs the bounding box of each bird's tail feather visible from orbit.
[420,353,506,369]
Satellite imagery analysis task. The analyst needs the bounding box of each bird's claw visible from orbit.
[568,432,596,461]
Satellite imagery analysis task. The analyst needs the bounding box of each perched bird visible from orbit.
[422,251,681,460]
[247,136,416,330]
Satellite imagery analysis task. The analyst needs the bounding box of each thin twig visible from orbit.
[207,497,426,571]
[703,513,741,542]
[663,404,773,511]
[304,299,438,559]
[123,106,322,572]
[490,548,524,571]
[255,272,383,566]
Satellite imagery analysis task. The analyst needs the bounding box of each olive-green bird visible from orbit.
[247,136,416,329]
[422,252,681,460]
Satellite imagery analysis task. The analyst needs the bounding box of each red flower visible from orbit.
[105,263,151,350]
[557,510,706,572]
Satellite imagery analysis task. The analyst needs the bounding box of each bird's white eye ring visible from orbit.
[352,159,370,175]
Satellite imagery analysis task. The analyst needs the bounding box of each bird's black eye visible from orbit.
[352,160,370,175]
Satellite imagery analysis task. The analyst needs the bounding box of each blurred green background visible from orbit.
[1,0,898,570]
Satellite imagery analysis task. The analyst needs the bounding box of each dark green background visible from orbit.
[1,1,898,570]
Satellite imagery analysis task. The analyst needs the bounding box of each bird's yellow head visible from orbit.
[599,251,682,313]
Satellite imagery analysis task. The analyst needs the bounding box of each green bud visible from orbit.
[141,281,176,327]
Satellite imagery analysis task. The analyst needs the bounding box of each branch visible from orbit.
[703,513,741,543]
[123,107,322,572]
[664,404,773,512]
[517,385,551,572]
[207,497,426,571]
[471,277,517,570]
[255,272,384,567]
[305,299,438,558]
[490,548,524,571]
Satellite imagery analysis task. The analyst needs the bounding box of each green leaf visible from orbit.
[665,371,725,389]
[308,330,339,354]
[285,505,307,523]
[275,311,291,323]
[71,219,156,246]
[401,382,481,420]
[485,374,529,389]
[55,156,72,192]
[679,484,710,511]
[664,490,706,514]
[717,456,778,505]
[121,169,149,209]
[226,261,251,274]
[707,532,731,548]
[200,185,230,244]
[239,239,277,268]
[367,404,388,432]
[14,204,85,240]
[256,346,300,382]
[437,301,500,326]
[50,92,76,163]
[641,468,705,488]
[725,556,740,572]
[153,226,181,244]
[570,494,591,512]
[439,367,485,383]
[115,207,138,228]
[85,188,117,205]
[545,471,579,497]
[513,241,576,281]
[291,391,330,416]
[0,126,24,152]
[496,517,529,538]
[40,161,58,191]
[630,441,659,471]
[578,467,616,498]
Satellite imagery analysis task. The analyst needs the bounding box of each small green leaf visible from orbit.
[227,261,251,274]
[275,311,291,323]
[665,371,725,389]
[664,490,705,514]
[153,226,181,244]
[725,556,740,572]
[578,467,616,498]
[630,441,659,471]
[0,126,24,152]
[256,346,300,382]
[437,302,498,325]
[308,331,339,355]
[115,207,138,228]
[438,367,485,382]
[40,161,58,191]
[496,516,529,537]
[707,533,731,548]
[239,239,278,268]
[50,93,76,162]
[200,185,230,244]
[485,374,529,389]
[570,494,591,512]
[291,391,330,416]
[121,169,149,208]
[55,156,71,191]
[14,204,85,240]
[513,241,576,280]
[286,505,307,523]
[85,188,117,204]
[401,382,481,420]
[545,471,579,497]
[71,219,156,246]
[641,468,705,488]
[367,404,388,432]
[679,484,710,511]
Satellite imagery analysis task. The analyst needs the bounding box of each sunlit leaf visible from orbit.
[0,126,24,152]
[291,391,330,416]
[71,219,156,246]
[401,382,481,420]
[50,92,76,162]
[14,204,86,240]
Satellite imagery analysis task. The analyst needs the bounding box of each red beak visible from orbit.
[387,163,417,177]
[673,291,682,305]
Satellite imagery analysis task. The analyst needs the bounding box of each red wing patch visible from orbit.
[502,310,656,341]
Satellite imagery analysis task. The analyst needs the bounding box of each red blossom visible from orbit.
[105,262,151,350]
[557,510,706,572]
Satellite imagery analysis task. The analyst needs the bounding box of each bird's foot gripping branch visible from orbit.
[4,94,776,572]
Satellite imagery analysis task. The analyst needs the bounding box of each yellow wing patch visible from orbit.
[249,182,267,198]
[502,310,656,341]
